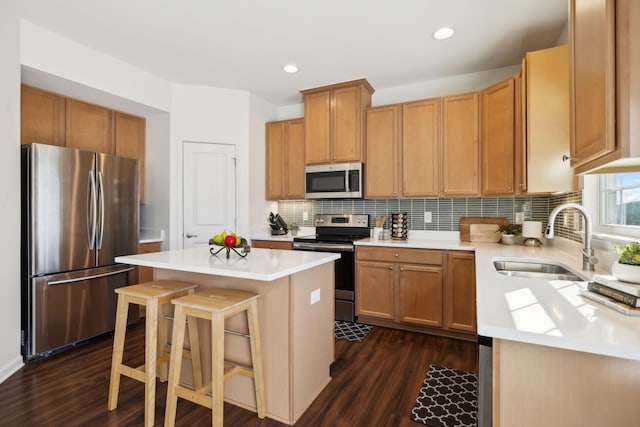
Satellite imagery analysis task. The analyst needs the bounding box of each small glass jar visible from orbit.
[382,229,391,240]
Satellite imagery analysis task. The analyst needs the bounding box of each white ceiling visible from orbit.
[7,0,568,107]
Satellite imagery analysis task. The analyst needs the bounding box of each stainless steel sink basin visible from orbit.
[493,260,583,281]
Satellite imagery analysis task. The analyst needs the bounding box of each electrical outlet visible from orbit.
[515,212,524,224]
[563,213,569,227]
[573,212,580,231]
[310,289,320,305]
[303,211,309,221]
[424,212,432,223]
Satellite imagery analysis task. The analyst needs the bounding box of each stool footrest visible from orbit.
[173,384,213,409]
[118,364,146,383]
[224,329,250,338]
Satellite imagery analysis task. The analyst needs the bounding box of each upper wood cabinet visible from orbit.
[265,118,305,200]
[481,78,516,196]
[402,98,440,197]
[521,45,574,193]
[570,0,640,173]
[569,0,616,169]
[301,79,373,165]
[21,85,65,146]
[65,99,114,154]
[441,92,480,196]
[365,105,400,198]
[365,99,441,198]
[115,112,146,203]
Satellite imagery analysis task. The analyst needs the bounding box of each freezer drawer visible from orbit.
[25,265,137,359]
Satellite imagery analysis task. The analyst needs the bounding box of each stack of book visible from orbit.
[579,274,640,316]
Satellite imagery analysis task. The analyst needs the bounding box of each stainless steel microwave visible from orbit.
[304,162,363,199]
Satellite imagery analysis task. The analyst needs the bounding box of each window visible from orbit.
[584,173,640,239]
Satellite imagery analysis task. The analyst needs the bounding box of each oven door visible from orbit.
[292,242,355,322]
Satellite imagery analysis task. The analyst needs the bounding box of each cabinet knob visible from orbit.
[507,185,512,191]
[395,253,399,257]
[400,267,404,272]
[389,267,393,270]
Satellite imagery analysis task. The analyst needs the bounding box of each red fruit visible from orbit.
[224,235,237,247]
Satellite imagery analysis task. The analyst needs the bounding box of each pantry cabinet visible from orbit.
[356,246,476,340]
[301,79,373,165]
[20,85,65,146]
[265,118,305,200]
[441,92,480,196]
[570,0,640,173]
[481,78,516,196]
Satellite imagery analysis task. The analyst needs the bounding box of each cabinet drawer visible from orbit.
[251,239,292,250]
[356,246,443,265]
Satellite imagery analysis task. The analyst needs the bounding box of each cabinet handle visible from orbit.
[562,154,573,162]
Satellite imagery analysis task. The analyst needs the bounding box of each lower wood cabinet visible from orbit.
[138,242,161,283]
[251,239,293,250]
[356,246,476,340]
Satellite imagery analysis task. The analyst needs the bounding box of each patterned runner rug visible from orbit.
[334,321,373,343]
[410,364,478,427]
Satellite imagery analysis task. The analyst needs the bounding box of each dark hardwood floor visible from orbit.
[0,321,477,426]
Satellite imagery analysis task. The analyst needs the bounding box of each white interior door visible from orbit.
[183,142,236,248]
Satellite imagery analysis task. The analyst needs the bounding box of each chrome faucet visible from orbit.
[544,203,598,271]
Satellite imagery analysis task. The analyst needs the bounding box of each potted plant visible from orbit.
[496,223,522,245]
[289,222,300,236]
[612,242,640,283]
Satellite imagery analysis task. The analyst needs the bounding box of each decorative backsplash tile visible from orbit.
[277,191,584,243]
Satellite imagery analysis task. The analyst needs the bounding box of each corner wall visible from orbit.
[0,6,24,382]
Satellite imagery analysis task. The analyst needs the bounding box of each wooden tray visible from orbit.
[459,217,508,242]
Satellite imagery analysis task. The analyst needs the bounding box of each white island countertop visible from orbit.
[357,234,640,361]
[116,246,340,282]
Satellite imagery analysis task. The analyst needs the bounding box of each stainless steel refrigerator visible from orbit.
[21,143,139,360]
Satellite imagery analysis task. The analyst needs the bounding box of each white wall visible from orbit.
[0,6,24,383]
[276,64,521,120]
[169,84,253,248]
[249,94,279,234]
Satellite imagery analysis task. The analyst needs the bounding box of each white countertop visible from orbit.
[358,234,640,361]
[116,246,340,282]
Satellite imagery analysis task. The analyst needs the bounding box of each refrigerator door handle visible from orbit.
[87,171,97,250]
[47,266,135,286]
[97,171,105,250]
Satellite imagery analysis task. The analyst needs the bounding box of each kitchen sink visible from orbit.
[493,260,583,281]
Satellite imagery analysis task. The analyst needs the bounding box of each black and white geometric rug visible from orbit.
[334,321,373,343]
[410,364,478,427]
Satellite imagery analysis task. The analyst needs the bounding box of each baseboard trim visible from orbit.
[0,355,24,384]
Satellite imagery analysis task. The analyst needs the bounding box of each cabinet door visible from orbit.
[115,112,146,202]
[65,99,114,154]
[266,121,286,199]
[402,98,440,197]
[356,261,395,319]
[445,251,476,333]
[304,91,331,164]
[365,105,400,198]
[482,78,515,195]
[285,119,305,199]
[398,264,443,327]
[442,93,479,196]
[138,242,161,283]
[333,86,363,162]
[569,0,616,167]
[21,86,65,146]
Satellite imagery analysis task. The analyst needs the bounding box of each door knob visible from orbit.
[185,233,198,238]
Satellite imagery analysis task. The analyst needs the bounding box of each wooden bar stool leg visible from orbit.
[108,293,129,411]
[164,305,187,427]
[211,313,225,427]
[247,299,266,419]
[157,301,169,382]
[144,298,159,427]
[187,315,203,389]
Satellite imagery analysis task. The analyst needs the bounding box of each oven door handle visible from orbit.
[293,242,354,252]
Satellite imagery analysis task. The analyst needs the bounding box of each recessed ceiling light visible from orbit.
[433,27,455,40]
[282,64,299,74]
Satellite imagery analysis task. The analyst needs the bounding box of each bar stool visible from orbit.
[164,288,266,427]
[108,280,201,427]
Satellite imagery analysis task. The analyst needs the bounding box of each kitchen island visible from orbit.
[116,246,339,425]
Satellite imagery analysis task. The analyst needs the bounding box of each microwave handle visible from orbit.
[346,171,350,191]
